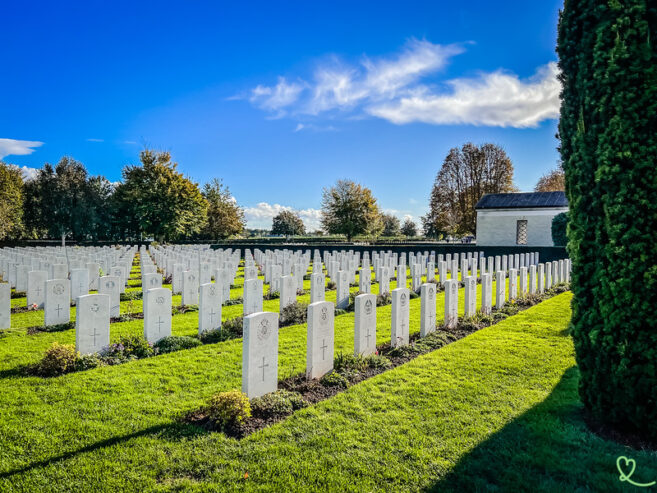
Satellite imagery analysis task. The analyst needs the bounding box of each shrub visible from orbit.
[154,336,202,354]
[42,321,75,333]
[264,290,280,300]
[334,352,368,373]
[224,297,243,306]
[551,211,568,247]
[326,281,336,290]
[199,328,231,344]
[120,291,142,301]
[279,302,308,327]
[388,344,422,358]
[409,290,419,299]
[75,353,104,371]
[221,317,243,337]
[116,335,155,358]
[172,305,199,315]
[376,293,392,306]
[363,354,393,370]
[33,342,78,376]
[250,390,308,420]
[205,390,251,429]
[334,308,348,317]
[320,371,349,389]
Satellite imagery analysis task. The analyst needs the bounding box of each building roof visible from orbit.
[475,191,567,210]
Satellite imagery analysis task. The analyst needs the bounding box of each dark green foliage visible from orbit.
[558,0,657,438]
[75,353,104,371]
[320,371,349,389]
[279,302,308,327]
[154,336,202,354]
[112,335,155,359]
[42,321,75,333]
[0,162,24,240]
[271,210,306,236]
[551,212,568,246]
[250,390,308,420]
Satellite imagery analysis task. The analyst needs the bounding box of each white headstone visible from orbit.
[359,267,371,294]
[70,268,89,305]
[310,273,325,303]
[242,312,279,398]
[420,283,436,337]
[508,268,518,301]
[243,278,264,316]
[99,276,121,318]
[182,271,199,305]
[27,270,47,309]
[464,276,476,317]
[0,283,10,329]
[306,301,334,379]
[75,294,110,355]
[279,275,296,311]
[444,279,458,328]
[391,287,410,347]
[354,293,377,355]
[199,283,222,334]
[335,270,349,309]
[44,279,70,326]
[144,287,172,344]
[481,273,492,315]
[142,273,162,290]
[495,271,506,309]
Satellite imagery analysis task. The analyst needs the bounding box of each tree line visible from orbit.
[0,150,244,242]
[0,143,564,243]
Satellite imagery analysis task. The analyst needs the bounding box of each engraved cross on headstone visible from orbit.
[258,356,269,381]
[156,316,165,333]
[55,304,63,316]
[320,338,328,360]
[209,308,216,325]
[92,327,101,346]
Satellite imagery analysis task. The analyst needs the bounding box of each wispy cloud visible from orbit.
[240,39,560,128]
[244,202,322,231]
[86,138,104,142]
[0,138,43,159]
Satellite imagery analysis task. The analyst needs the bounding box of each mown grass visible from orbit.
[2,292,650,491]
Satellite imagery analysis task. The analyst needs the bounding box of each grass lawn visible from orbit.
[2,291,654,491]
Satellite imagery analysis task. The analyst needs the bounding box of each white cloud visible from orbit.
[0,138,43,159]
[86,138,104,142]
[241,40,560,128]
[244,202,322,231]
[368,62,560,128]
[20,165,39,181]
[249,77,305,115]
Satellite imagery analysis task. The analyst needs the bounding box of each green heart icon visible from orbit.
[617,456,636,481]
[617,455,656,488]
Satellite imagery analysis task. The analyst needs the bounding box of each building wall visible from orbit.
[475,207,568,247]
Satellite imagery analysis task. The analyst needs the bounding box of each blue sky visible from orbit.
[1,0,563,230]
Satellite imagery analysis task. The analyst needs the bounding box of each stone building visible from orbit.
[475,191,568,247]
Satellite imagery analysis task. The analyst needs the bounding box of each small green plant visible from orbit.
[42,321,75,333]
[116,335,155,358]
[363,353,393,370]
[205,390,251,430]
[250,390,308,419]
[199,328,230,344]
[31,342,79,377]
[75,353,104,371]
[264,290,280,300]
[320,371,349,389]
[376,293,392,306]
[279,302,308,327]
[326,281,336,290]
[154,336,202,354]
[221,317,244,337]
[120,291,142,301]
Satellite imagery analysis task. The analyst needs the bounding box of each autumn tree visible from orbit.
[423,143,516,236]
[112,149,207,241]
[0,162,24,240]
[400,218,418,237]
[535,167,565,192]
[202,179,245,239]
[271,210,305,236]
[320,179,382,240]
[381,213,400,236]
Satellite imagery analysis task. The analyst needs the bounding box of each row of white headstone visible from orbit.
[241,257,572,398]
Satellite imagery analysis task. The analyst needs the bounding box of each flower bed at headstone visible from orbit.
[183,283,571,439]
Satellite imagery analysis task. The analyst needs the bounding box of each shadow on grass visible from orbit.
[0,422,209,480]
[426,366,657,492]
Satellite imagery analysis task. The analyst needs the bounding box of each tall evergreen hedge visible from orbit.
[558,1,657,438]
[551,212,568,247]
